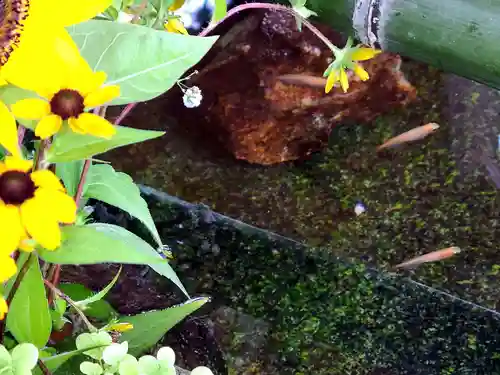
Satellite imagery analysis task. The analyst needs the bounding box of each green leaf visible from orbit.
[46,126,164,163]
[56,160,85,197]
[0,85,38,129]
[74,267,121,311]
[39,225,164,265]
[59,283,117,320]
[67,20,218,105]
[212,0,227,23]
[6,256,52,348]
[89,223,188,297]
[37,345,111,374]
[76,332,113,360]
[84,164,162,246]
[119,297,210,355]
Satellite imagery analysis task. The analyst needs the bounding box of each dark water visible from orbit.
[87,3,500,374]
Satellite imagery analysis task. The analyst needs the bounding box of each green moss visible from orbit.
[137,194,500,374]
[105,58,500,373]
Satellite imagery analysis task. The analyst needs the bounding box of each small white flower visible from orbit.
[354,202,366,216]
[191,366,215,375]
[103,342,129,367]
[182,86,203,108]
[156,346,175,366]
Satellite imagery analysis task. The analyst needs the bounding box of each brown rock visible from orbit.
[173,10,416,165]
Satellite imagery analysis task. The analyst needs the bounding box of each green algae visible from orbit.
[131,192,500,374]
[105,60,500,312]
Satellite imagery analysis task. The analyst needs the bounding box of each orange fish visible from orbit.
[394,246,461,269]
[377,123,440,151]
[276,74,327,89]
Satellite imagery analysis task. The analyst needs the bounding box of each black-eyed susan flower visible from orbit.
[323,37,381,94]
[10,50,120,140]
[0,156,77,253]
[0,0,113,85]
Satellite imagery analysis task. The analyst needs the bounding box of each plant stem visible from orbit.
[44,279,97,332]
[0,254,33,343]
[38,359,52,375]
[114,103,136,125]
[46,263,61,305]
[17,126,25,147]
[74,159,92,206]
[198,3,339,52]
[34,139,51,171]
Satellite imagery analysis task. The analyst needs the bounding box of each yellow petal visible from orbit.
[34,188,77,224]
[0,205,23,256]
[169,0,185,11]
[30,170,65,192]
[35,115,63,139]
[84,85,120,108]
[351,47,381,61]
[20,198,62,251]
[3,30,76,97]
[165,18,188,35]
[353,63,369,81]
[11,98,51,120]
[0,256,17,282]
[0,298,8,320]
[325,70,338,94]
[71,113,116,139]
[69,70,108,98]
[0,100,20,158]
[68,117,87,134]
[50,0,112,27]
[339,68,349,93]
[19,237,36,252]
[4,156,33,173]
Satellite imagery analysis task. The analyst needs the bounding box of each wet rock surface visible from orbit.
[162,11,415,165]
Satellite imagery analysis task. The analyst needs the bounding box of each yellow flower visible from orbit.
[165,17,188,35]
[324,43,381,94]
[0,100,22,158]
[0,297,7,320]
[107,322,134,332]
[0,255,16,282]
[11,49,120,140]
[0,0,113,86]
[169,0,185,11]
[0,156,77,254]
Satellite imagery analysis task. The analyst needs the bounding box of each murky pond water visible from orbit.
[89,5,500,375]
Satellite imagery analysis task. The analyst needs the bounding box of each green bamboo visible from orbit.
[305,0,500,90]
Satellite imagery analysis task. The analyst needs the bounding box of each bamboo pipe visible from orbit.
[304,0,500,89]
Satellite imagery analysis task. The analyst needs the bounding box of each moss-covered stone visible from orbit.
[129,189,500,374]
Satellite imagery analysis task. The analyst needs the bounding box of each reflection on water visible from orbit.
[102,6,500,374]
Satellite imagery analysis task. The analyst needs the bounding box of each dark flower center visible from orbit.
[0,170,35,205]
[0,0,29,66]
[50,89,85,120]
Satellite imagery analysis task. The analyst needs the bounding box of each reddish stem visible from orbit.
[74,159,92,206]
[114,103,136,125]
[17,126,25,147]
